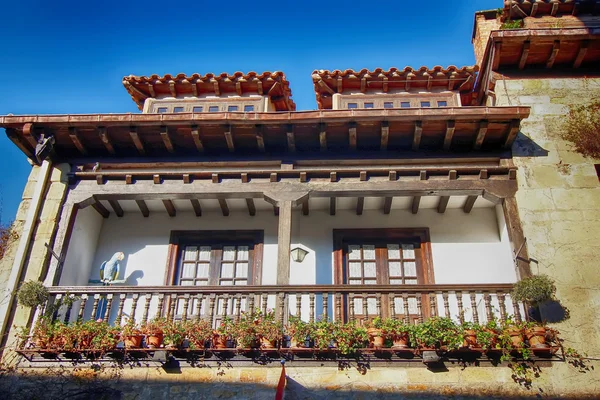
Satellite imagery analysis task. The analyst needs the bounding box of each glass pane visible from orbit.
[198,246,211,261]
[348,103,357,109]
[421,101,431,107]
[228,105,238,112]
[184,246,197,261]
[195,280,208,286]
[367,298,377,315]
[363,245,376,260]
[223,246,236,261]
[393,297,403,314]
[364,102,374,108]
[348,245,361,260]
[196,263,209,278]
[405,279,418,285]
[364,262,376,278]
[389,262,402,277]
[364,279,377,285]
[384,102,393,108]
[244,105,254,112]
[404,262,417,277]
[387,244,400,259]
[209,106,219,112]
[349,262,362,277]
[220,280,233,286]
[408,297,418,314]
[236,262,248,278]
[402,244,415,259]
[390,279,403,285]
[349,279,362,285]
[181,263,195,278]
[221,262,234,278]
[235,280,247,285]
[401,102,410,108]
[193,106,203,112]
[438,101,447,107]
[237,246,249,261]
[180,280,193,286]
[353,297,363,314]
[157,107,168,113]
[173,107,184,113]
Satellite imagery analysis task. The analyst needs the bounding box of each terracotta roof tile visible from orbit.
[503,0,599,20]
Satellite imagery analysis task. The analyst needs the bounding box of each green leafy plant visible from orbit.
[312,318,335,350]
[332,322,368,355]
[412,317,462,350]
[501,19,524,30]
[512,275,556,305]
[163,319,186,348]
[561,101,600,158]
[16,281,49,308]
[183,319,212,350]
[286,315,314,346]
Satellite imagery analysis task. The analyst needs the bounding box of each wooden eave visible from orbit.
[503,0,600,19]
[123,71,296,111]
[0,107,529,161]
[312,66,479,109]
[475,27,600,104]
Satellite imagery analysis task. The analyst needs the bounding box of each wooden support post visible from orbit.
[129,126,145,155]
[136,200,150,217]
[380,121,389,151]
[160,126,174,153]
[356,197,364,215]
[68,127,87,155]
[276,200,292,285]
[411,196,421,214]
[302,200,309,216]
[464,195,478,213]
[190,199,202,217]
[573,40,589,68]
[98,127,115,155]
[518,41,530,70]
[191,125,204,153]
[218,199,230,216]
[546,40,560,69]
[163,199,176,217]
[108,199,124,217]
[412,121,422,151]
[286,124,296,152]
[503,119,521,149]
[444,120,455,151]
[224,125,235,152]
[474,121,489,150]
[349,122,357,150]
[502,197,532,278]
[329,197,336,216]
[246,198,256,216]
[92,201,110,218]
[383,197,393,215]
[492,41,502,71]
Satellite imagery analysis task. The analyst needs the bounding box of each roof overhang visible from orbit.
[502,0,600,20]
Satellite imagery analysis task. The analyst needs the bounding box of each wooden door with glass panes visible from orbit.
[333,229,433,324]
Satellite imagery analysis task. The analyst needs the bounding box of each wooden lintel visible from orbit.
[503,119,521,149]
[573,40,589,68]
[546,40,560,69]
[224,126,235,153]
[518,41,530,70]
[444,120,456,151]
[349,122,357,150]
[302,200,309,216]
[92,201,110,218]
[191,125,204,153]
[68,127,87,155]
[125,175,133,184]
[108,199,124,218]
[389,171,397,181]
[136,199,150,217]
[437,196,450,214]
[383,197,393,215]
[319,123,327,152]
[329,197,336,216]
[255,125,265,152]
[420,170,427,181]
[492,41,502,71]
[464,195,478,213]
[212,174,219,183]
[218,199,230,216]
[412,121,422,151]
[160,126,174,153]
[449,170,458,180]
[163,199,176,217]
[380,121,389,151]
[246,198,256,216]
[356,197,364,215]
[190,199,202,217]
[98,127,115,155]
[411,196,421,214]
[286,124,296,152]
[474,121,489,150]
[129,126,145,155]
[273,205,279,216]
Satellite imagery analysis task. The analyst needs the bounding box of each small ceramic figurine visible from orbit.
[100,252,125,284]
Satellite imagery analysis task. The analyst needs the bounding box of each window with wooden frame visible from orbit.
[333,228,434,323]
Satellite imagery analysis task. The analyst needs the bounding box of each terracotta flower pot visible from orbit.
[392,333,409,349]
[260,337,277,349]
[463,329,477,348]
[213,335,229,349]
[367,328,385,348]
[146,333,164,348]
[526,326,549,348]
[506,327,523,348]
[124,334,144,349]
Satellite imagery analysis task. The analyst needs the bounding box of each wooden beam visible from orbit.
[437,196,449,214]
[502,197,532,278]
[411,196,421,214]
[479,169,489,180]
[136,200,150,217]
[503,119,521,149]
[464,195,478,213]
[443,120,455,151]
[255,125,265,152]
[573,40,589,68]
[68,127,87,155]
[360,171,367,181]
[224,125,235,153]
[319,123,327,152]
[273,205,279,216]
[546,40,560,69]
[212,173,219,183]
[190,125,204,153]
[383,197,393,214]
[218,199,230,216]
[246,198,256,216]
[183,174,191,184]
[241,173,249,183]
[511,3,528,18]
[153,174,161,184]
[6,128,36,161]
[286,124,296,152]
[125,175,133,184]
[160,126,174,153]
[92,201,110,218]
[190,199,202,217]
[108,199,124,218]
[329,197,336,216]
[129,126,145,155]
[474,121,489,150]
[531,2,539,17]
[299,172,307,183]
[330,172,337,182]
[270,173,278,183]
[349,122,357,150]
[412,121,422,151]
[22,123,38,148]
[492,41,502,71]
[276,200,292,285]
[380,121,389,151]
[98,127,115,155]
[302,200,309,216]
[356,197,364,215]
[163,199,176,217]
[550,1,559,16]
[518,41,530,70]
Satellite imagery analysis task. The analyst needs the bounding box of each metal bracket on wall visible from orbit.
[514,238,538,264]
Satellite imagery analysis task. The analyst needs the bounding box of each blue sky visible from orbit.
[0,0,501,224]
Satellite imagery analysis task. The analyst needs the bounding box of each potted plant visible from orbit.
[286,315,314,348]
[73,319,119,354]
[524,324,549,349]
[213,316,235,349]
[333,322,368,355]
[500,317,526,349]
[512,275,556,322]
[163,319,186,349]
[312,318,335,351]
[412,317,462,351]
[365,317,386,348]
[30,317,61,350]
[141,317,166,348]
[121,318,144,348]
[254,310,282,349]
[461,321,479,348]
[183,319,212,350]
[16,281,49,309]
[381,318,412,349]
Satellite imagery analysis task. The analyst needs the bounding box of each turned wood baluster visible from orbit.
[53,294,63,322]
[335,293,342,322]
[376,293,382,318]
[309,293,315,323]
[195,294,203,321]
[130,294,139,322]
[278,293,285,325]
[142,294,152,324]
[442,292,450,318]
[103,294,114,323]
[248,293,255,314]
[322,292,328,320]
[390,294,396,320]
[295,294,302,319]
[222,295,229,321]
[208,294,216,324]
[91,294,100,321]
[402,294,410,323]
[511,297,522,323]
[416,293,423,323]
[182,294,191,322]
[430,293,437,317]
[484,293,493,322]
[169,294,177,322]
[116,294,126,325]
[234,294,242,322]
[157,294,165,318]
[261,294,268,315]
[470,292,479,324]
[77,294,88,322]
[457,291,465,324]
[498,293,507,321]
[64,294,75,324]
[362,293,368,321]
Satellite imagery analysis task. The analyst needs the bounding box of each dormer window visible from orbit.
[438,101,447,107]
[244,105,255,112]
[193,106,203,113]
[157,107,168,113]
[209,106,219,112]
[173,107,184,113]
[228,105,238,112]
[421,101,431,107]
[348,103,358,109]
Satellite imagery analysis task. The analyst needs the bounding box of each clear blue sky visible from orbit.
[0,0,501,224]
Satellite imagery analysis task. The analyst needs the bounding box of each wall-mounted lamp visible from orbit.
[290,247,309,263]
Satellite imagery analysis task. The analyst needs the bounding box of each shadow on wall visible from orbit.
[511,132,550,158]
[125,270,144,286]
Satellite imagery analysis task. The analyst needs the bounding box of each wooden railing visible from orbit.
[44,284,524,327]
